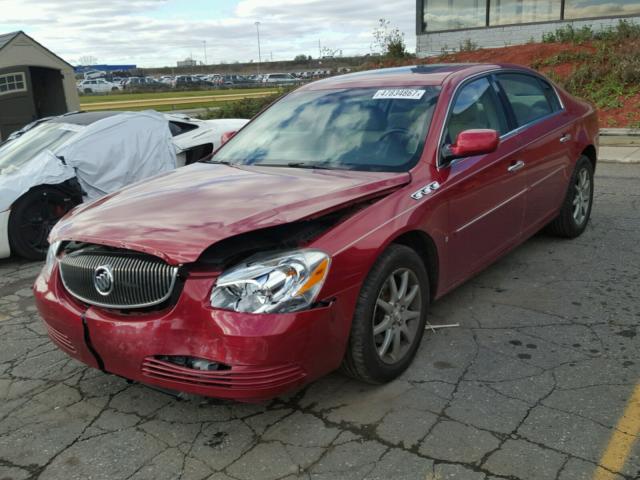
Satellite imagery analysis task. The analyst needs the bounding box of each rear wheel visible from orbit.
[341,244,429,384]
[547,155,594,238]
[8,187,78,260]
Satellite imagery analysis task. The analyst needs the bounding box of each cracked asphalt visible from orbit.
[0,162,638,480]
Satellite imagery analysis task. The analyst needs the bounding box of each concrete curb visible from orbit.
[599,129,640,146]
[599,129,640,163]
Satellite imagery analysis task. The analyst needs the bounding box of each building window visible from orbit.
[490,0,561,25]
[424,0,488,32]
[420,0,640,33]
[0,72,27,95]
[564,0,640,19]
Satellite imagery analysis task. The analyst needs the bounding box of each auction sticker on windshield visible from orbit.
[373,89,425,100]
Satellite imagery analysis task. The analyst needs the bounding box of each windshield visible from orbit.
[0,122,82,173]
[212,86,441,172]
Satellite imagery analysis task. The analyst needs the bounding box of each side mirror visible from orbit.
[220,130,237,146]
[444,129,499,161]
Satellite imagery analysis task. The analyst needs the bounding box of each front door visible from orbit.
[439,76,527,287]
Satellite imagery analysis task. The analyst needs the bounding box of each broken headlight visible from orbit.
[42,241,62,279]
[210,249,330,313]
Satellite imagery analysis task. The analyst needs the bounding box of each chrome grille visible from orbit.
[59,251,178,309]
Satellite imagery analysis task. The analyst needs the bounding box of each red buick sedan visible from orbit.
[34,64,598,401]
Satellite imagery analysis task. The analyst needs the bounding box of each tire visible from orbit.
[546,155,594,238]
[8,187,78,260]
[341,244,429,384]
[111,87,118,92]
[84,88,92,94]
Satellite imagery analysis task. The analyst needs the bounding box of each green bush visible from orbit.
[199,88,292,120]
[593,19,640,42]
[531,50,591,68]
[542,24,594,43]
[544,20,640,109]
[458,38,478,52]
[543,20,640,44]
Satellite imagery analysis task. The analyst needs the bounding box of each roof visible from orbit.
[0,31,19,52]
[49,111,121,126]
[0,30,74,69]
[300,64,496,90]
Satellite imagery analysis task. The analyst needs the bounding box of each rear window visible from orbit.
[498,73,561,127]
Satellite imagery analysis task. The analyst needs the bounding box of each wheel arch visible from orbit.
[389,230,439,302]
[581,145,597,172]
[11,179,83,210]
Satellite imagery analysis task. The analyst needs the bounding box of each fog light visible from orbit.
[156,355,230,372]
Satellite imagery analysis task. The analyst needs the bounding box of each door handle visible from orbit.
[508,160,525,173]
[559,133,572,143]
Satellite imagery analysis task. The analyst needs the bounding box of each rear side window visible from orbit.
[498,73,560,126]
[168,121,198,136]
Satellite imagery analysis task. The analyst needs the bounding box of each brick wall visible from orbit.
[416,16,640,57]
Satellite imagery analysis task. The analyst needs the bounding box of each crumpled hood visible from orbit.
[51,163,411,264]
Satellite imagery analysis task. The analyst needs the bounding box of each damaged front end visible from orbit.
[197,196,385,314]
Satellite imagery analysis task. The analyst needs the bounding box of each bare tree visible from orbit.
[77,55,98,66]
[372,19,408,58]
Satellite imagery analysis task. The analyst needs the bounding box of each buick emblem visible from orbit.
[94,265,114,296]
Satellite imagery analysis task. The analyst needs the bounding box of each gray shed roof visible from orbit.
[0,32,19,52]
[0,31,73,68]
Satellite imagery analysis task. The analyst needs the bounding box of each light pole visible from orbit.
[203,40,208,65]
[255,21,262,75]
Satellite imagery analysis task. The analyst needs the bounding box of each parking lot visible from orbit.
[0,162,638,480]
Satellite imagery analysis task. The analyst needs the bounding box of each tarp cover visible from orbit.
[57,111,176,201]
[0,149,74,211]
[0,110,176,211]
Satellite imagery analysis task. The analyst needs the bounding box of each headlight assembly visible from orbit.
[210,249,330,314]
[42,241,62,279]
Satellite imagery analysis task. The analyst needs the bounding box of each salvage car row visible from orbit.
[32,64,598,402]
[76,70,348,93]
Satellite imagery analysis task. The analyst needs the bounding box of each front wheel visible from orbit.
[547,155,594,238]
[341,244,429,384]
[8,187,78,260]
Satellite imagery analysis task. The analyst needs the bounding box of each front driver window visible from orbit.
[444,77,508,146]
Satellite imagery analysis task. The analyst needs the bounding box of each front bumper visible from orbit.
[34,266,359,402]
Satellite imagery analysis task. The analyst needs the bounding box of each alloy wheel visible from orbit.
[572,167,591,225]
[372,268,422,365]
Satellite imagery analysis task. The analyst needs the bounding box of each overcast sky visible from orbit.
[0,0,417,67]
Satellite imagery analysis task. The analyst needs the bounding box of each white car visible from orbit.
[78,78,121,94]
[166,113,247,166]
[262,73,299,85]
[0,111,248,260]
[83,70,107,80]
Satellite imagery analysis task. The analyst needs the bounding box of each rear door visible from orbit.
[440,76,527,286]
[495,73,572,233]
